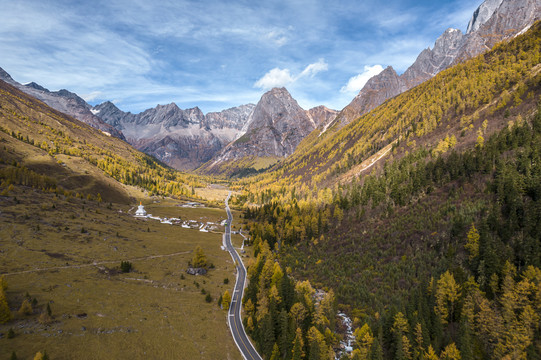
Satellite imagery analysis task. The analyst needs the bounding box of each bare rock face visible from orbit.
[0,67,125,140]
[91,101,127,128]
[93,101,254,170]
[205,87,318,169]
[466,0,504,34]
[204,104,255,130]
[337,0,541,127]
[135,132,222,170]
[232,87,315,157]
[307,106,339,128]
[0,68,15,83]
[457,0,541,61]
[402,28,465,88]
[335,66,404,126]
[204,104,256,144]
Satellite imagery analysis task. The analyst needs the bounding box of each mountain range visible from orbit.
[0,0,539,175]
[91,100,255,170]
[332,0,541,127]
[1,1,541,359]
[0,67,125,140]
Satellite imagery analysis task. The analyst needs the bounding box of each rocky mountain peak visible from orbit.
[204,87,318,170]
[433,28,464,55]
[333,66,402,127]
[0,66,14,83]
[92,101,127,128]
[25,82,49,92]
[336,0,540,128]
[307,106,338,128]
[467,0,504,34]
[247,87,314,134]
[362,66,401,93]
[0,67,125,140]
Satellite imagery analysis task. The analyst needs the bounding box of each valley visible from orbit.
[1,0,541,359]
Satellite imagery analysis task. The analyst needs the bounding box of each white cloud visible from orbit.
[81,91,102,102]
[254,68,294,89]
[340,65,384,93]
[266,29,289,47]
[254,59,328,90]
[300,58,328,78]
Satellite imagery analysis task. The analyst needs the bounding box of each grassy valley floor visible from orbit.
[0,187,243,360]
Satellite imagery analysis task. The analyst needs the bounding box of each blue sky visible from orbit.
[0,0,480,114]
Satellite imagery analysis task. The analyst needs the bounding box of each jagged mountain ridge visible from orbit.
[0,67,125,140]
[263,18,541,192]
[199,87,337,175]
[92,100,256,170]
[334,0,541,127]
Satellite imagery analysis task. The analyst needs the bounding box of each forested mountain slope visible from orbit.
[0,79,206,204]
[239,20,541,197]
[236,21,541,360]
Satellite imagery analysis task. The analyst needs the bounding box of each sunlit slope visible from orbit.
[255,21,541,190]
[0,79,207,203]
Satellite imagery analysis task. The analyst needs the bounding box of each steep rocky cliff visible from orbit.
[335,0,541,127]
[201,87,333,173]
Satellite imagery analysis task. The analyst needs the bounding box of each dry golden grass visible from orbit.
[194,185,233,202]
[0,187,242,360]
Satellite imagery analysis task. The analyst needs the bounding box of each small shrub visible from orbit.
[7,328,15,339]
[223,278,229,284]
[38,312,52,325]
[120,261,132,273]
[205,293,212,303]
[18,299,32,316]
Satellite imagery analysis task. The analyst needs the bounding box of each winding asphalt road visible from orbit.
[224,192,262,360]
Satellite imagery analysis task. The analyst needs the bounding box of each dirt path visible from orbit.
[2,250,192,276]
[338,140,397,184]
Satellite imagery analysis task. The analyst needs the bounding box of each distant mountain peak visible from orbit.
[199,86,327,174]
[92,100,256,170]
[24,82,49,92]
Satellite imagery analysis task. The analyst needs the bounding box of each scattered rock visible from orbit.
[81,326,86,331]
[186,267,207,275]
